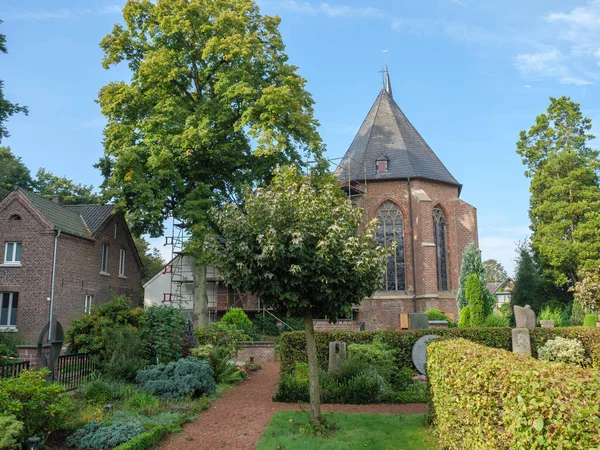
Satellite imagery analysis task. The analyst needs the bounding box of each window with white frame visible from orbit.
[84,295,93,314]
[4,242,22,265]
[101,244,109,273]
[119,249,126,276]
[0,292,18,328]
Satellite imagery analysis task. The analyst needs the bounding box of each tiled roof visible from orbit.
[65,204,114,233]
[17,188,92,238]
[334,89,461,190]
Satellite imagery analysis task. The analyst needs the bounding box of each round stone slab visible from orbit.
[412,334,440,375]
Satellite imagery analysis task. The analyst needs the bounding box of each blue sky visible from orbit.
[2,0,600,275]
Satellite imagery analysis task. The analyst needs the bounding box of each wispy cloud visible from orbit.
[450,0,471,9]
[275,1,384,18]
[8,4,121,20]
[514,47,595,86]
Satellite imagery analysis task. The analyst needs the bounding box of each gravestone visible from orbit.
[411,334,439,375]
[409,313,429,330]
[540,320,555,328]
[514,305,536,328]
[328,341,347,373]
[512,328,531,356]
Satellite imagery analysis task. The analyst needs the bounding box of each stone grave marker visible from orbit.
[512,328,531,356]
[514,305,536,328]
[328,341,347,373]
[412,334,439,375]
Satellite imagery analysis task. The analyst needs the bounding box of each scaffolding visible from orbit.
[163,217,194,309]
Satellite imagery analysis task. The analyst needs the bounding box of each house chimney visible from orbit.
[51,194,63,204]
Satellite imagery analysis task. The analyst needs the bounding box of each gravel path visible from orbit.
[157,362,427,450]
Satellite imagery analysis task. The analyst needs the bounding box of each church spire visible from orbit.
[385,65,393,98]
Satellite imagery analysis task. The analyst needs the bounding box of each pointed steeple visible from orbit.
[385,65,393,98]
[335,81,461,192]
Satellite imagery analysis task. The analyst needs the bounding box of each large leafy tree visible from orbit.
[209,166,389,426]
[0,146,33,197]
[96,0,323,325]
[483,259,508,283]
[517,96,600,285]
[0,21,28,142]
[33,168,101,205]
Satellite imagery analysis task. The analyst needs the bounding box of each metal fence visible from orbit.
[0,360,30,379]
[54,353,96,390]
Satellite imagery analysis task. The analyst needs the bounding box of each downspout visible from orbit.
[49,229,61,340]
[407,178,418,313]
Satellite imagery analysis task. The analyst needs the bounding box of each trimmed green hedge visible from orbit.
[279,327,600,374]
[279,328,512,375]
[428,339,600,449]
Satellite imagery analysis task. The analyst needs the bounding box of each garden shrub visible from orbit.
[192,344,245,384]
[583,313,598,327]
[221,308,258,339]
[425,308,449,321]
[66,421,145,449]
[428,339,600,449]
[457,306,471,328]
[111,411,183,429]
[79,377,135,404]
[136,357,215,399]
[124,392,160,415]
[194,322,250,351]
[466,273,487,326]
[190,344,213,360]
[253,315,281,336]
[530,327,600,367]
[347,337,395,381]
[67,295,143,354]
[538,305,565,327]
[0,332,18,362]
[140,305,190,364]
[0,368,73,442]
[482,312,509,327]
[537,336,585,365]
[0,415,23,450]
[101,326,148,381]
[569,301,586,326]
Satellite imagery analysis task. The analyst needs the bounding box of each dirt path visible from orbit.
[157,362,427,450]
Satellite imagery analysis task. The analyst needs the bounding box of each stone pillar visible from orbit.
[512,328,531,356]
[328,341,347,373]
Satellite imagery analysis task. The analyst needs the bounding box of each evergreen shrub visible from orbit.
[140,305,190,364]
[483,313,509,327]
[79,377,135,404]
[425,308,448,321]
[428,339,600,449]
[583,313,598,327]
[537,337,585,365]
[136,357,215,399]
[66,421,145,449]
[466,273,487,326]
[458,306,471,328]
[538,305,565,327]
[194,322,250,351]
[221,308,256,338]
[0,415,23,450]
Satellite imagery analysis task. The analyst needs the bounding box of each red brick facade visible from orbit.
[354,179,478,330]
[0,191,142,344]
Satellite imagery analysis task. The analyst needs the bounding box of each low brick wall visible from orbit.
[236,342,276,363]
[313,319,356,331]
[428,320,449,329]
[17,344,49,369]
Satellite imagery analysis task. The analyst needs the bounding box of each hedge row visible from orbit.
[428,339,600,449]
[279,327,600,374]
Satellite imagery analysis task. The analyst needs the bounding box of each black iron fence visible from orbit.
[0,360,30,379]
[54,353,96,390]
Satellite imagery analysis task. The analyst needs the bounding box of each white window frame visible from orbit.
[101,244,109,274]
[4,242,22,266]
[84,295,93,314]
[119,249,126,277]
[0,292,18,328]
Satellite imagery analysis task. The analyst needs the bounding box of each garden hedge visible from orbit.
[279,327,600,374]
[428,339,600,449]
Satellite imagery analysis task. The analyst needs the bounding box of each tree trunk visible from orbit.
[304,309,321,427]
[194,265,209,328]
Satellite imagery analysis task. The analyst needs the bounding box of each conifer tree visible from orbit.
[511,242,543,313]
[456,242,493,311]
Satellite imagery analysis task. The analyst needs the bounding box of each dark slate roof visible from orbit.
[334,89,461,190]
[65,204,115,234]
[16,188,92,238]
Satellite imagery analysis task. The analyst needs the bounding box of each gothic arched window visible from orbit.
[376,201,405,291]
[433,207,448,291]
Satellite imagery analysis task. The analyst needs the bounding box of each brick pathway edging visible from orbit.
[157,362,427,450]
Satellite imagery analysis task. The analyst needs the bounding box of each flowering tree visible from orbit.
[571,266,600,312]
[208,166,389,425]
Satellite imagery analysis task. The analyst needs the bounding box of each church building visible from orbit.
[335,70,478,330]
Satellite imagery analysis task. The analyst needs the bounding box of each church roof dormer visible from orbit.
[335,72,461,193]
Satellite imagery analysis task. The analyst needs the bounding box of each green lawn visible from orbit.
[255,411,438,450]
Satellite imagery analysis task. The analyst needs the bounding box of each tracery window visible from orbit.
[376,201,405,291]
[433,207,448,291]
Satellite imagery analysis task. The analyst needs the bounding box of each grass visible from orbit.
[256,411,438,450]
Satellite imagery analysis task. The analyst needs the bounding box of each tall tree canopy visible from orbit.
[510,241,544,313]
[209,166,389,426]
[0,146,33,197]
[517,96,600,285]
[483,259,508,283]
[0,21,28,142]
[33,168,100,205]
[96,0,323,246]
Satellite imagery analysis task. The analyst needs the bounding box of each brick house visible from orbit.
[0,187,142,344]
[334,70,479,330]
